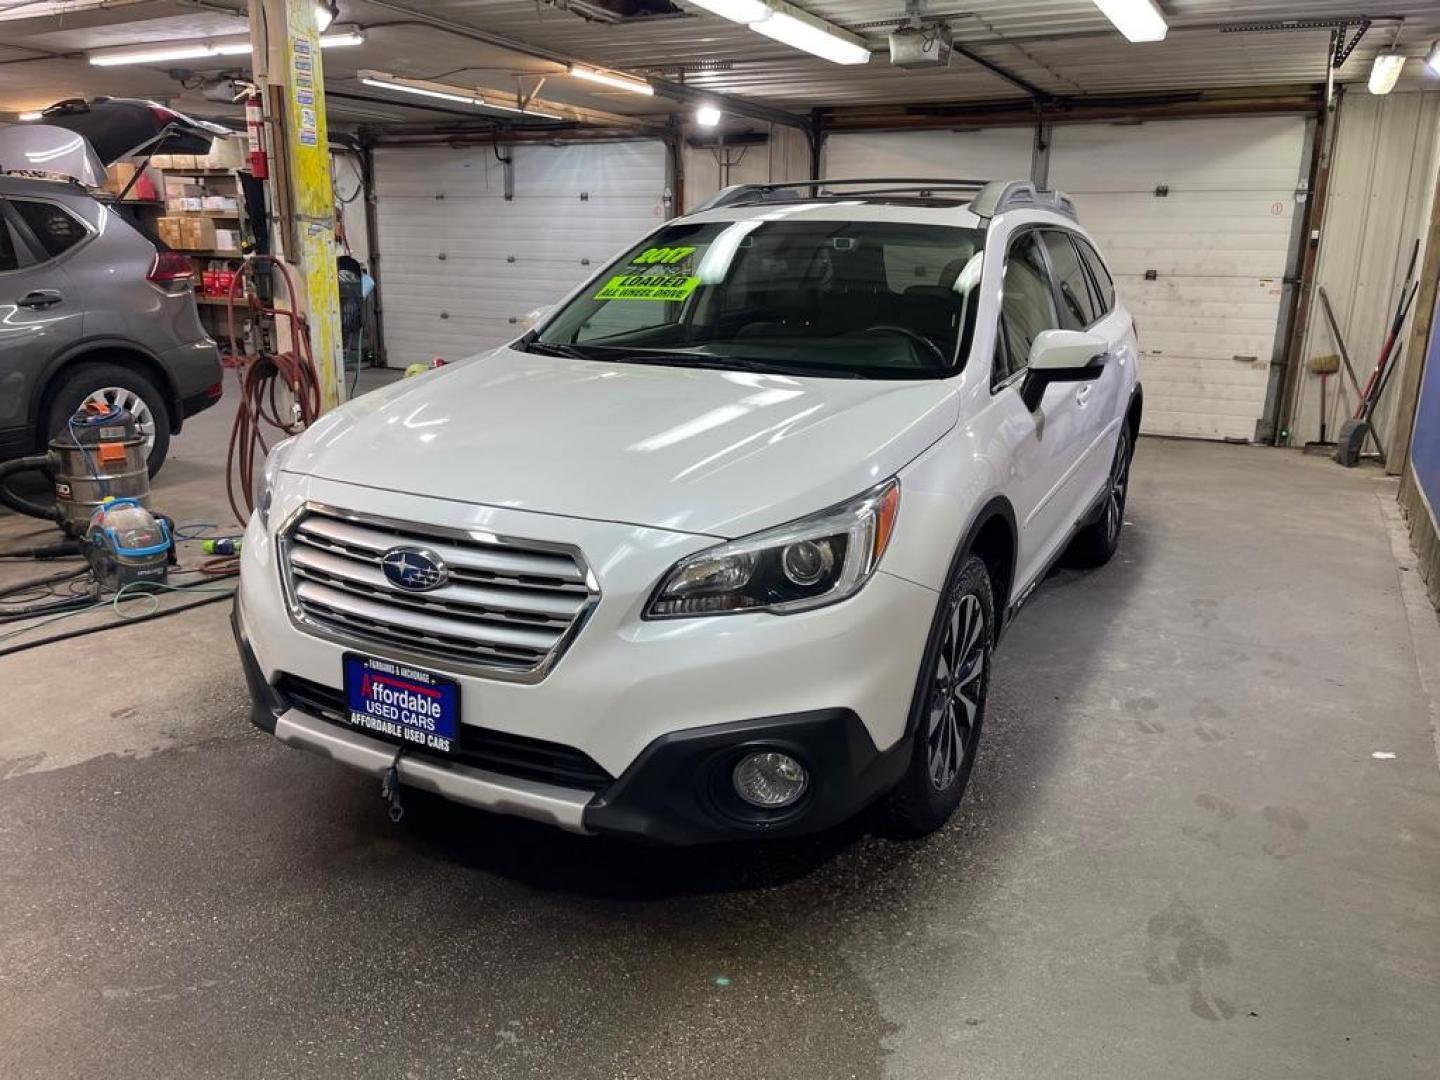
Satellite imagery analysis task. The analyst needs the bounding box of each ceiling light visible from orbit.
[687,0,771,23]
[360,72,564,120]
[90,42,219,66]
[1091,0,1167,43]
[88,29,362,67]
[315,1,338,33]
[567,64,654,96]
[18,111,43,122]
[361,76,476,106]
[1427,40,1440,76]
[751,2,871,65]
[320,29,365,48]
[1369,51,1406,95]
[695,103,722,127]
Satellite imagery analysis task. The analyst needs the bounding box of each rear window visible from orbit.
[11,199,87,259]
[1042,231,1099,329]
[0,215,19,272]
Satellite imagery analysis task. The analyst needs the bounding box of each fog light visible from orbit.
[733,750,808,809]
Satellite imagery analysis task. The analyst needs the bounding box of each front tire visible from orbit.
[885,554,994,838]
[46,362,172,477]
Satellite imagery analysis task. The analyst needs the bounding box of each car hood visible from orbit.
[288,348,959,538]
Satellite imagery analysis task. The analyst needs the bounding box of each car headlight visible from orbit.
[256,436,296,531]
[646,479,900,618]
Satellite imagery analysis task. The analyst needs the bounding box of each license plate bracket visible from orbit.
[342,653,460,755]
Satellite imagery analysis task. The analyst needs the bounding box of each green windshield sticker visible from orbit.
[631,246,696,266]
[595,274,700,302]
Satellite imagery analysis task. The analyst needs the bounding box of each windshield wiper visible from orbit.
[597,350,865,380]
[520,340,595,360]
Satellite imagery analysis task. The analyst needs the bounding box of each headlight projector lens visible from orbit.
[733,750,809,809]
[781,539,833,586]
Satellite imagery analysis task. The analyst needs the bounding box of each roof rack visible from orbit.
[691,176,1078,221]
[692,177,991,212]
[969,180,1077,221]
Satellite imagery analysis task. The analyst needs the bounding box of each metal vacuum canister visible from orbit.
[51,404,151,536]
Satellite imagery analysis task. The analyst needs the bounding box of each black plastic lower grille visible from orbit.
[274,673,613,793]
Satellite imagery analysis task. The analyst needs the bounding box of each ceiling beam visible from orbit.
[354,0,809,131]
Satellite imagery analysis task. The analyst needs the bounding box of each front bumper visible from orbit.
[233,596,910,844]
[234,477,937,844]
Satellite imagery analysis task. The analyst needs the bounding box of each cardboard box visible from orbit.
[213,228,240,253]
[149,154,174,170]
[104,162,137,196]
[201,195,238,212]
[164,179,202,199]
[169,153,198,169]
[180,217,218,250]
[157,217,185,249]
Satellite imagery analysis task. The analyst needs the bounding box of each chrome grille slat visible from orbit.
[296,516,585,584]
[280,505,598,681]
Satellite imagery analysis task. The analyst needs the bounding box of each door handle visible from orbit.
[1075,384,1094,405]
[17,289,63,310]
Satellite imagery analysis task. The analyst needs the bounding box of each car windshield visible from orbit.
[527,217,987,380]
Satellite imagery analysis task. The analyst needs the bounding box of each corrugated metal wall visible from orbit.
[1292,90,1440,449]
[374,141,668,366]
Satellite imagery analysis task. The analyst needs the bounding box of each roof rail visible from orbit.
[692,177,991,212]
[969,181,1078,222]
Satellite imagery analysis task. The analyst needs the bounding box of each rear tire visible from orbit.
[1066,427,1132,569]
[884,554,994,838]
[46,362,171,477]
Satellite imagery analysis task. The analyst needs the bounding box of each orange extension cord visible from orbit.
[222,255,323,526]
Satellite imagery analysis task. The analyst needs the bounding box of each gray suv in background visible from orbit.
[1,108,225,476]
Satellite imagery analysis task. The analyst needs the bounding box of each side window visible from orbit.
[1042,231,1099,329]
[0,210,19,273]
[11,199,87,259]
[995,232,1059,385]
[1074,236,1115,315]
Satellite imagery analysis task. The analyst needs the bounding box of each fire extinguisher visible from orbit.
[245,91,269,180]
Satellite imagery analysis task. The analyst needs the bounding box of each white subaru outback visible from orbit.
[233,178,1141,844]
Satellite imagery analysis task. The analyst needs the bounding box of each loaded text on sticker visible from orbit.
[595,274,701,302]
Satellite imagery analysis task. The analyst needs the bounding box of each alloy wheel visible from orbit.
[87,387,157,455]
[1106,433,1130,545]
[927,591,986,790]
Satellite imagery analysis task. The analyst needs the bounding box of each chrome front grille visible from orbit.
[279,505,598,681]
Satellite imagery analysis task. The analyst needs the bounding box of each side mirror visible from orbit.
[1020,329,1107,410]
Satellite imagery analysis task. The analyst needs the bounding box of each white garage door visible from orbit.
[374,141,668,366]
[1049,117,1308,441]
[823,129,1034,186]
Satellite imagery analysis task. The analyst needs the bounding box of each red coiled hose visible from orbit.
[222,255,324,525]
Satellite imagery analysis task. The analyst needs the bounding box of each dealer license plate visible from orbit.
[342,654,460,755]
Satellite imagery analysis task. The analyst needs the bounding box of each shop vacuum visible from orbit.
[0,401,172,588]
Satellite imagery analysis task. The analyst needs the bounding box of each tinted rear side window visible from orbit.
[1074,236,1115,314]
[1042,231,1098,329]
[0,213,18,273]
[11,199,87,258]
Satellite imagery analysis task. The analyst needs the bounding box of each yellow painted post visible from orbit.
[252,0,343,410]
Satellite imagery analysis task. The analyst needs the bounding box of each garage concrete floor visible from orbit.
[2,382,1438,1080]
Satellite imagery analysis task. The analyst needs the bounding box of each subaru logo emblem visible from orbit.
[381,546,449,592]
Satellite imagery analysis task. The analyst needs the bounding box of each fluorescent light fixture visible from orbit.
[751,2,871,65]
[1091,0,1167,43]
[687,0,771,23]
[89,29,363,66]
[1369,51,1406,95]
[315,1,338,33]
[320,29,365,48]
[568,64,654,96]
[695,103,722,127]
[90,42,218,66]
[18,111,43,122]
[360,71,563,120]
[1427,40,1440,76]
